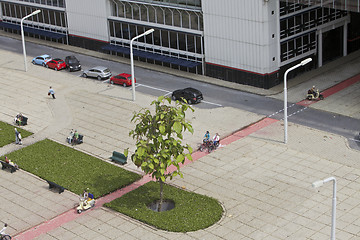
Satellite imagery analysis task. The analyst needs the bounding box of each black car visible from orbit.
[65,55,81,72]
[171,87,203,104]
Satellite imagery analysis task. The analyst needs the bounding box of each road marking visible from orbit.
[349,138,360,143]
[267,103,296,118]
[102,79,109,83]
[288,106,307,118]
[135,83,172,94]
[202,100,222,107]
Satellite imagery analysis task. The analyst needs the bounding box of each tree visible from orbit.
[126,96,194,211]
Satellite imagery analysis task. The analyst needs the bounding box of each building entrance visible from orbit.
[322,26,343,64]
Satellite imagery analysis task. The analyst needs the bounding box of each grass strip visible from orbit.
[2,139,141,198]
[105,181,223,232]
[0,121,33,147]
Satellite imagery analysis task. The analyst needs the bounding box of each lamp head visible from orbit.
[144,29,154,35]
[312,180,324,188]
[33,10,41,14]
[300,58,312,66]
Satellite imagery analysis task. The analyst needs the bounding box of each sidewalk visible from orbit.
[0,34,359,239]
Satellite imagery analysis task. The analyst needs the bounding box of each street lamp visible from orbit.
[312,177,337,240]
[21,9,41,72]
[283,57,312,143]
[130,28,154,101]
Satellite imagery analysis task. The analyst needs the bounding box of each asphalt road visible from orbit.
[1,35,359,150]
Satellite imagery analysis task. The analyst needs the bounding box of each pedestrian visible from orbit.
[48,86,56,99]
[14,128,19,144]
[0,223,7,236]
[18,131,22,145]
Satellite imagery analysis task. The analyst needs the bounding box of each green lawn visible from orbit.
[0,121,33,147]
[2,139,141,198]
[105,181,224,232]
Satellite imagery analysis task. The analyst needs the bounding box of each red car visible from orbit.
[110,73,136,87]
[46,58,66,71]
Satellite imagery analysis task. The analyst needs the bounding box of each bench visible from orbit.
[46,180,65,194]
[110,151,127,165]
[15,116,28,126]
[0,160,17,173]
[70,134,83,145]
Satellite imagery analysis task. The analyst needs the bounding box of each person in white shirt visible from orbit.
[212,133,220,147]
[0,223,7,236]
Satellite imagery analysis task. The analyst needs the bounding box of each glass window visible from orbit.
[162,30,169,48]
[140,5,148,22]
[178,33,186,51]
[164,8,172,25]
[182,11,190,29]
[132,4,140,20]
[170,31,177,49]
[109,21,115,37]
[187,35,195,52]
[173,10,181,27]
[148,6,155,23]
[156,7,164,24]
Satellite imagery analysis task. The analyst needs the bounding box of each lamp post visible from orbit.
[283,57,312,144]
[312,177,337,240]
[130,28,154,101]
[21,9,41,72]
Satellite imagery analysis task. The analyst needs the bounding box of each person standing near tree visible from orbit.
[48,86,56,99]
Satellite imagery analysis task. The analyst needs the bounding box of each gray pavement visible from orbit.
[0,33,359,239]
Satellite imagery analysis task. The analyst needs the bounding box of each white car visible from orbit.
[82,66,112,80]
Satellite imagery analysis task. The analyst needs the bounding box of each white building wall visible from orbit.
[202,0,279,74]
[65,0,110,41]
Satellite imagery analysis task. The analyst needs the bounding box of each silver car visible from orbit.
[82,66,112,80]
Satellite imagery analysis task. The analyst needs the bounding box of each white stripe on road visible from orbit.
[349,138,360,143]
[133,84,172,94]
[201,100,222,107]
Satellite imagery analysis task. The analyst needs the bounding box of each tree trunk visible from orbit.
[158,179,163,212]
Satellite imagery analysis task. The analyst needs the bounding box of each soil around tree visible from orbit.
[148,199,175,212]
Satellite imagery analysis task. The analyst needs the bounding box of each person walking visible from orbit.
[48,86,56,99]
[18,131,22,145]
[14,128,19,144]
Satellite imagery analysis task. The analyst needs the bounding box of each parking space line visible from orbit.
[202,101,222,107]
[134,84,172,94]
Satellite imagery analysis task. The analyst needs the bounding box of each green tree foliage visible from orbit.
[127,96,194,211]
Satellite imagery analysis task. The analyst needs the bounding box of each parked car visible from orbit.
[171,87,203,104]
[110,73,136,87]
[82,66,112,80]
[65,55,81,72]
[32,54,52,66]
[45,58,66,71]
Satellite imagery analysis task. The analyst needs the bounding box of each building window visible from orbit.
[111,0,203,31]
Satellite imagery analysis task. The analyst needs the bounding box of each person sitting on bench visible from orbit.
[5,156,18,169]
[15,113,23,126]
[67,129,74,144]
[72,130,79,145]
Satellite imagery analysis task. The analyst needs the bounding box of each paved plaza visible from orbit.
[0,36,359,239]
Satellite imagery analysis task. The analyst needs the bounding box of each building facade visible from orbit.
[0,0,359,89]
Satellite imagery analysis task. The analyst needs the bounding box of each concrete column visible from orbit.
[318,29,323,67]
[343,22,348,57]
